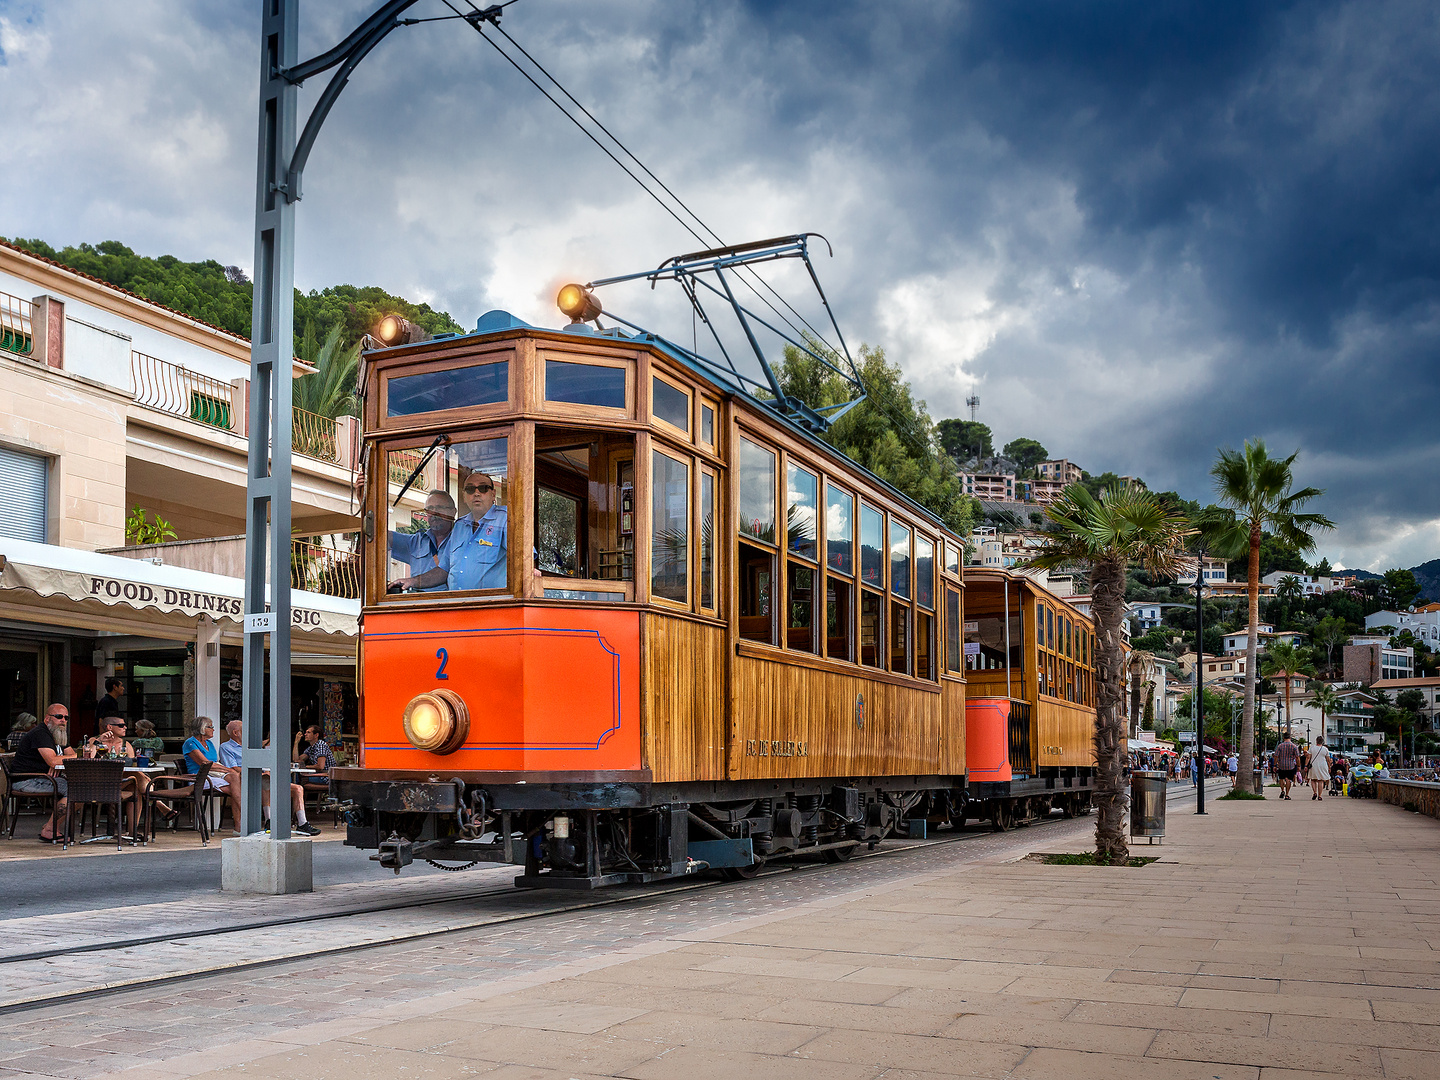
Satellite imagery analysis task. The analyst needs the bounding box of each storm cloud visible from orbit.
[2,1,1436,569]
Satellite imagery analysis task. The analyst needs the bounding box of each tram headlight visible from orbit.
[375,314,422,347]
[556,283,602,323]
[401,689,470,755]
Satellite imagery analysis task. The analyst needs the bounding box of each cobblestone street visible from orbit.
[4,789,1438,1079]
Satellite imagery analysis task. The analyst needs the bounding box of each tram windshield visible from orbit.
[385,436,510,595]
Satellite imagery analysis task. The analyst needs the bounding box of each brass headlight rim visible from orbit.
[402,690,469,755]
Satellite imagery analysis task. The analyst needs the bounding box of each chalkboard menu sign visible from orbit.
[221,665,243,729]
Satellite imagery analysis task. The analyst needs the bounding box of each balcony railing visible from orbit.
[132,351,236,430]
[292,406,341,464]
[388,447,426,486]
[1,291,35,357]
[291,536,360,598]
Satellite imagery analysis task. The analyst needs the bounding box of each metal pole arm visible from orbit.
[279,0,422,85]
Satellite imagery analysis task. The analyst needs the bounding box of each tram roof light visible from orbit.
[374,314,425,348]
[557,283,602,324]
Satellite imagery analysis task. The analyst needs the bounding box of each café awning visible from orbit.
[0,537,358,638]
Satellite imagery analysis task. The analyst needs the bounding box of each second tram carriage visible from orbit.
[333,301,1098,887]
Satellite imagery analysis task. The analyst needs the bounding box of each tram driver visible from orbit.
[389,489,457,592]
[399,473,508,592]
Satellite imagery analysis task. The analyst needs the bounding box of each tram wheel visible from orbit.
[1059,796,1077,819]
[721,862,762,881]
[990,803,1015,832]
[822,843,856,863]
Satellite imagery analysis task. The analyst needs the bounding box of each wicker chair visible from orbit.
[63,759,127,849]
[146,760,213,845]
[2,752,63,844]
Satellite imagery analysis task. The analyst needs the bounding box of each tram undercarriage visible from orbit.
[333,770,1094,889]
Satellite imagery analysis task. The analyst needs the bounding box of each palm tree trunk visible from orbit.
[1090,555,1129,862]
[1241,526,1261,792]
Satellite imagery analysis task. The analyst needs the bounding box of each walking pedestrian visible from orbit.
[1227,752,1239,787]
[1309,737,1331,801]
[1274,733,1299,800]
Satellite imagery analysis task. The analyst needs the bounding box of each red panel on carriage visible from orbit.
[360,605,642,772]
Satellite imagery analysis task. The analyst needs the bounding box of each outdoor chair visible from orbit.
[146,760,212,845]
[2,751,63,844]
[63,758,127,850]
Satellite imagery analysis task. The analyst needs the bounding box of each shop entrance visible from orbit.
[0,646,40,743]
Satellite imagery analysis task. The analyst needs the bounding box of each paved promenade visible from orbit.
[6,790,1438,1079]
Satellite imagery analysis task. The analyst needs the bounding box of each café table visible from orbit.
[52,762,165,845]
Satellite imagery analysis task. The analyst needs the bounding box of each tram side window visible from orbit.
[890,600,910,675]
[651,449,689,604]
[859,504,884,590]
[860,591,883,668]
[699,470,715,610]
[825,484,854,662]
[826,576,853,661]
[964,613,1023,671]
[1036,605,1045,647]
[536,489,581,575]
[738,543,774,643]
[945,587,961,672]
[383,436,509,597]
[916,611,934,680]
[737,437,778,644]
[944,541,960,576]
[890,521,912,602]
[785,463,818,652]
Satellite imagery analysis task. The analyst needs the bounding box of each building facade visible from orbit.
[0,240,366,755]
[1342,638,1415,685]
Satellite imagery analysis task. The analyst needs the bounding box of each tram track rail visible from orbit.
[0,810,1104,1016]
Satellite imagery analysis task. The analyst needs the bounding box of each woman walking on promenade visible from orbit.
[1309,737,1331,801]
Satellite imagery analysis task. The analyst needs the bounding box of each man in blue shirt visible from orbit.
[390,490,457,592]
[406,474,507,592]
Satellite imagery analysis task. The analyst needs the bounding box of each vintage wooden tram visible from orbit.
[334,301,1098,887]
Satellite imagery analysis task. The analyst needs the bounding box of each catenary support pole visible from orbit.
[1195,552,1206,815]
[227,0,423,893]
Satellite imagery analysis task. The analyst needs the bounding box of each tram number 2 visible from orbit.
[745,739,808,758]
[435,647,450,681]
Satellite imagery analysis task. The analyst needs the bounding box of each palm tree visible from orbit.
[1260,639,1317,744]
[1030,483,1192,864]
[1309,682,1342,748]
[1207,441,1334,791]
[1277,575,1303,604]
[294,323,360,419]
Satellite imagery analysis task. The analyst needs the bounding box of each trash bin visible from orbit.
[1130,770,1167,844]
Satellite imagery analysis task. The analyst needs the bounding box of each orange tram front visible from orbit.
[333,310,1098,888]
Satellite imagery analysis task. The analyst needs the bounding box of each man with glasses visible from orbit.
[12,705,77,842]
[402,473,507,592]
[389,489,458,593]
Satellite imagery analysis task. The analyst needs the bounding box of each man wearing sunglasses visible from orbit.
[12,705,77,842]
[390,489,458,592]
[402,474,507,592]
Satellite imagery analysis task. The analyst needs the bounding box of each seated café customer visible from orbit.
[13,705,77,842]
[131,719,165,756]
[293,724,333,793]
[181,716,242,830]
[219,721,319,835]
[83,716,141,836]
[6,712,39,752]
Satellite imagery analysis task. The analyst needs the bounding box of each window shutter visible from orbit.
[0,445,48,542]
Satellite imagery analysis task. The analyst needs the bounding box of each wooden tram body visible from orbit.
[334,312,1097,886]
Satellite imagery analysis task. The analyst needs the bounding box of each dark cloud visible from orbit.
[0,0,1435,568]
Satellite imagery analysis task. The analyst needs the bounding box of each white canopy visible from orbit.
[0,537,358,638]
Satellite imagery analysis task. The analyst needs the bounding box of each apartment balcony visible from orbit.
[102,533,360,599]
[1,290,35,358]
[126,350,360,538]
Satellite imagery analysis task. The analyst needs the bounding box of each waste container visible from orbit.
[1130,770,1167,843]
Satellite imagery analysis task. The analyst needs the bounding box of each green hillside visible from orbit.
[1,237,463,352]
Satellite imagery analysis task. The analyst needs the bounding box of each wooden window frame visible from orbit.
[698,463,719,615]
[650,372,692,438]
[539,351,634,419]
[377,351,514,429]
[698,398,718,450]
[648,445,691,612]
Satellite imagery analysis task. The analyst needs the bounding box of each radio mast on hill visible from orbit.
[966,394,980,422]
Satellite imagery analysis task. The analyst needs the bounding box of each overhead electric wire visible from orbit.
[441,2,934,463]
[444,0,837,355]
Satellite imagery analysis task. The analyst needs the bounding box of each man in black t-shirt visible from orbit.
[12,704,77,841]
[95,678,124,726]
